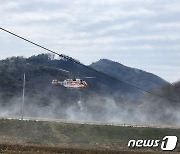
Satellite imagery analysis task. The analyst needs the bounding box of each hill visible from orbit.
[90,59,168,90]
[0,53,178,125]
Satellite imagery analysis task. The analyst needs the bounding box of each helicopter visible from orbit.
[51,67,94,89]
[52,78,88,89]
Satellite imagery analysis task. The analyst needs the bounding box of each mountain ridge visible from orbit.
[90,58,169,90]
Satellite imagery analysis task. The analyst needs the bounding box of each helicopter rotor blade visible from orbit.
[55,68,69,73]
[84,77,96,79]
[44,66,69,73]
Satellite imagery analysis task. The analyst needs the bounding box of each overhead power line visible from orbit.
[0,27,178,102]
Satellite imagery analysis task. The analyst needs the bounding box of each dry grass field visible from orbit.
[0,144,179,154]
[0,119,179,154]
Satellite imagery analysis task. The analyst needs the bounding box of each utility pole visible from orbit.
[21,73,26,120]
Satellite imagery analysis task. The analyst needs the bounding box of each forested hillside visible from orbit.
[0,53,178,125]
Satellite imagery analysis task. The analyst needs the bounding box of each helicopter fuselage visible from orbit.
[52,79,87,89]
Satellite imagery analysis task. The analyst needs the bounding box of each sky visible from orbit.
[0,0,180,82]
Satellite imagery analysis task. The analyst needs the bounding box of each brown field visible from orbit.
[0,143,179,154]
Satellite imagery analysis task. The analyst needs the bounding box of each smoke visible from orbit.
[0,87,179,127]
[138,96,180,126]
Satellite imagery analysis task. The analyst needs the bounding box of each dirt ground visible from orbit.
[0,143,179,154]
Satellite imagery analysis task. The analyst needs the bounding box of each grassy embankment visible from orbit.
[0,119,179,153]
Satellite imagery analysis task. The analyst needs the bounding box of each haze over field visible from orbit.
[0,0,180,82]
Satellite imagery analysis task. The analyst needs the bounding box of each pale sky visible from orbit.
[0,0,180,82]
